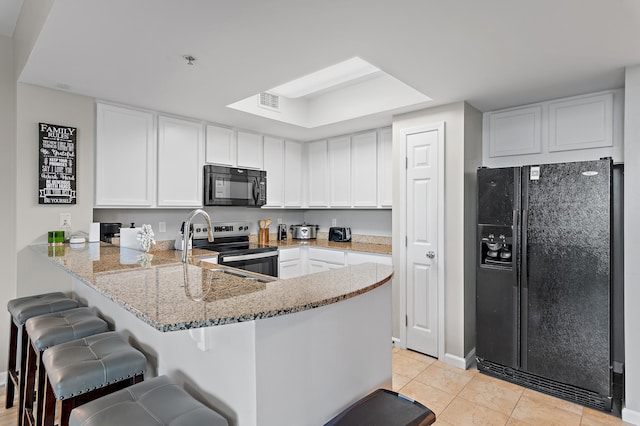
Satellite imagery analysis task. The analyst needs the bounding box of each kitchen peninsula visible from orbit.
[30,243,393,426]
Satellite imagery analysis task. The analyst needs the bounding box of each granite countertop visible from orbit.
[31,243,393,332]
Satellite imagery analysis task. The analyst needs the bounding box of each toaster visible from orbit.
[329,227,352,242]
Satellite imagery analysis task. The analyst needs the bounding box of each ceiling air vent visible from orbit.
[258,92,280,111]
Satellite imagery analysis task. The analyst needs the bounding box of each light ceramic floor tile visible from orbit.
[398,379,456,416]
[391,352,431,379]
[392,373,412,392]
[414,362,474,395]
[432,359,479,378]
[581,407,633,426]
[506,418,534,426]
[522,388,584,416]
[458,373,524,416]
[398,349,437,365]
[438,396,510,426]
[511,392,582,426]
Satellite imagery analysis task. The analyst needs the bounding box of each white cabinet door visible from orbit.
[377,127,393,208]
[346,251,392,266]
[157,116,204,207]
[284,141,303,207]
[279,260,302,279]
[307,140,329,207]
[279,247,302,279]
[95,103,155,207]
[237,131,263,169]
[351,131,378,207]
[263,136,284,207]
[487,106,542,158]
[205,124,236,166]
[328,136,351,207]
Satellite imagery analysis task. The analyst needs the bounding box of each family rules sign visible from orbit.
[38,123,77,204]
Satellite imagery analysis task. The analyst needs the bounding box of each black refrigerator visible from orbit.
[476,158,624,413]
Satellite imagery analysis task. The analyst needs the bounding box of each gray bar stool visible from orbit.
[22,307,109,426]
[69,375,228,426]
[6,292,79,418]
[41,331,147,426]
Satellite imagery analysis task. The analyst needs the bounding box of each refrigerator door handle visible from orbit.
[520,209,528,290]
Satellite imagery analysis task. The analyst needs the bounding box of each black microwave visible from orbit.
[204,165,267,207]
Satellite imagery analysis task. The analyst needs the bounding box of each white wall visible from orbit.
[392,101,481,362]
[463,103,482,355]
[0,35,17,375]
[15,84,95,297]
[623,65,640,424]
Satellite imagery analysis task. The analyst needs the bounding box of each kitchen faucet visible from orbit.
[182,208,214,263]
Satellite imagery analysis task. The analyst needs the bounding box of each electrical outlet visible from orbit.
[158,221,166,233]
[277,218,282,225]
[332,218,337,226]
[60,213,71,228]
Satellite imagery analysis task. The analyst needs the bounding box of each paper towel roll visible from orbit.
[89,222,100,242]
[119,227,141,250]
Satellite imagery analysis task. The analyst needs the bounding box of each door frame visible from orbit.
[397,121,445,360]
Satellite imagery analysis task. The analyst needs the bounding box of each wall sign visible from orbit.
[38,123,77,204]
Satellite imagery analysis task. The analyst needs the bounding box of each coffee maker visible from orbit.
[277,224,287,241]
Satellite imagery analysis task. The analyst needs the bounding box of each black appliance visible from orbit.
[476,159,624,413]
[203,165,266,207]
[329,227,352,242]
[99,222,122,243]
[191,221,278,277]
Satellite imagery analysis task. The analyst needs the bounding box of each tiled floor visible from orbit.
[0,349,631,425]
[392,347,632,426]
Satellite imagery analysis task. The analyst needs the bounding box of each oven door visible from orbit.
[218,250,279,277]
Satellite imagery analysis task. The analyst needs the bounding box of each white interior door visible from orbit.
[404,126,441,357]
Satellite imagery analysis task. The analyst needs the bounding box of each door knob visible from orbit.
[426,251,435,259]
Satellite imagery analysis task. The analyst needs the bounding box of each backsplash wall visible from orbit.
[93,208,391,242]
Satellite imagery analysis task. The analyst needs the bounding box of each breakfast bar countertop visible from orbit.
[30,243,393,332]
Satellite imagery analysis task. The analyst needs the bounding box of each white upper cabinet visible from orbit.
[377,128,393,208]
[95,103,156,207]
[547,92,613,152]
[157,116,204,207]
[351,131,378,207]
[284,140,303,207]
[487,106,542,158]
[307,140,329,207]
[328,136,351,207]
[205,124,236,166]
[263,136,284,207]
[483,90,622,167]
[236,131,263,169]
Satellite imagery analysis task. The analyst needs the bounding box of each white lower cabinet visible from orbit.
[308,247,346,274]
[278,247,303,279]
[279,246,391,279]
[346,251,392,266]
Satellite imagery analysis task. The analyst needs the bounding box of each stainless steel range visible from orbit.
[191,221,278,277]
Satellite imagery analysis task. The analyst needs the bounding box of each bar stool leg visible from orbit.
[41,374,56,426]
[35,353,47,426]
[5,320,18,408]
[20,339,37,426]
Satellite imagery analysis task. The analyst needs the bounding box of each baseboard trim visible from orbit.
[443,348,476,371]
[622,406,640,425]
